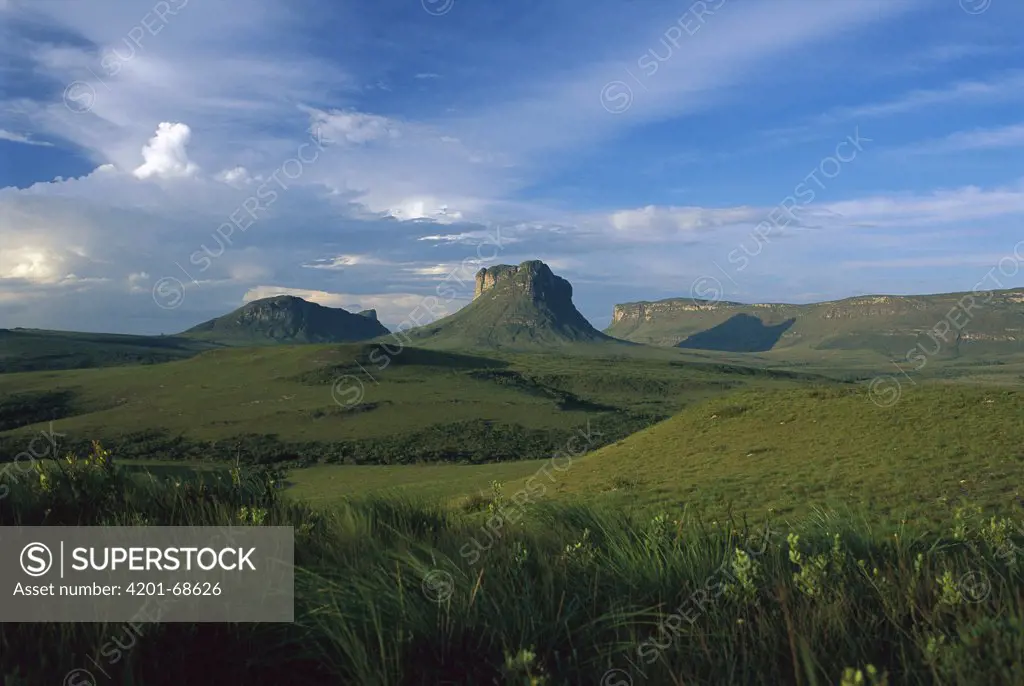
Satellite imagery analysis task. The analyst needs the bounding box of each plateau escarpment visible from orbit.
[605,290,1024,354]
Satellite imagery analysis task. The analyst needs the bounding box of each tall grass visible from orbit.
[1,446,1021,685]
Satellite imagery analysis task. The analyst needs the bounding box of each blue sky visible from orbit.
[1,0,1023,334]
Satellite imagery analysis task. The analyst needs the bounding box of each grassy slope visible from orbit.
[116,458,549,505]
[111,367,1024,527]
[3,457,1022,685]
[512,383,1024,525]
[6,332,1023,526]
[0,342,813,460]
[0,328,213,373]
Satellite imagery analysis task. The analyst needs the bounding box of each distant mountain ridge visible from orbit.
[605,290,1024,354]
[181,295,390,345]
[406,260,615,348]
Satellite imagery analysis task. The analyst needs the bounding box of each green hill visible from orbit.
[606,289,1024,358]
[407,260,617,349]
[181,294,390,345]
[521,383,1024,524]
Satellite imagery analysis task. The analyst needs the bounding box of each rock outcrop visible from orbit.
[181,295,389,345]
[611,299,745,325]
[406,260,615,348]
[473,261,574,303]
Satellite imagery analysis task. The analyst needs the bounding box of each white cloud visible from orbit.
[387,197,464,223]
[127,271,150,293]
[819,181,1024,228]
[404,263,469,277]
[301,254,396,270]
[215,166,253,186]
[0,129,53,147]
[305,107,400,145]
[0,247,66,283]
[607,205,763,239]
[133,122,199,180]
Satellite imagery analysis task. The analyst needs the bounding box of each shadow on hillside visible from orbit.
[677,314,796,353]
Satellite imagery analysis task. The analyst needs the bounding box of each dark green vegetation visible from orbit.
[0,390,76,431]
[606,289,1024,356]
[2,448,1021,685]
[0,327,212,373]
[181,294,390,345]
[0,341,812,468]
[407,260,615,348]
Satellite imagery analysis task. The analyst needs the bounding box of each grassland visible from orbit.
[0,342,822,467]
[2,450,1021,685]
[515,383,1024,526]
[0,328,213,373]
[100,378,1024,540]
[3,337,1023,528]
[2,328,1023,684]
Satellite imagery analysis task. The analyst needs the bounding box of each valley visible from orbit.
[3,260,1022,519]
[2,260,1022,686]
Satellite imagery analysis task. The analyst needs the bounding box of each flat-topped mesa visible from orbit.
[407,259,610,347]
[605,287,1024,351]
[611,298,747,324]
[473,260,573,303]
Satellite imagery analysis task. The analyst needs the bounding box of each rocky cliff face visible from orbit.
[606,289,1024,352]
[473,261,573,304]
[611,299,746,324]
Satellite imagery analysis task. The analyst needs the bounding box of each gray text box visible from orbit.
[0,526,293,622]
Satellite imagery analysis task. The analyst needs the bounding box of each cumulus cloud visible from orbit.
[133,122,199,180]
